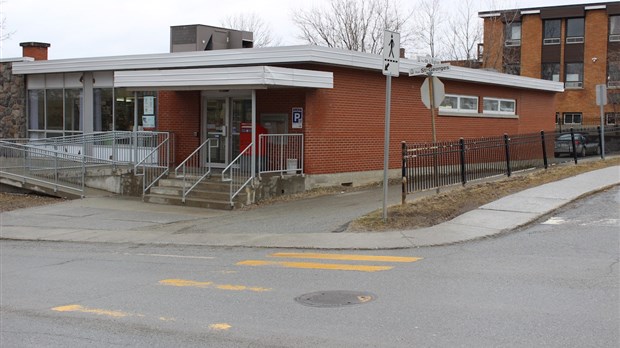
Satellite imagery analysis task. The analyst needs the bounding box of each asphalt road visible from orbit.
[1,187,618,347]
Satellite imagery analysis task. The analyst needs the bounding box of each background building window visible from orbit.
[505,22,521,46]
[566,18,584,43]
[543,19,561,45]
[606,113,619,125]
[483,97,516,115]
[565,63,583,88]
[610,16,620,41]
[609,62,620,88]
[542,63,560,81]
[504,64,520,75]
[563,112,582,125]
[440,94,478,113]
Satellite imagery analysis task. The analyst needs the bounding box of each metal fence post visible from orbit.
[540,130,548,169]
[401,141,407,205]
[570,128,578,164]
[459,138,466,185]
[504,134,512,177]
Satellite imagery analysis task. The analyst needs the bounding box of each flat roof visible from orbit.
[12,45,564,93]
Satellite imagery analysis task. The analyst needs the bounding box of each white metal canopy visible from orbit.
[113,66,333,90]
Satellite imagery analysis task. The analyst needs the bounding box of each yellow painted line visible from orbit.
[158,279,271,292]
[237,260,393,272]
[209,323,232,331]
[51,304,142,318]
[270,252,422,263]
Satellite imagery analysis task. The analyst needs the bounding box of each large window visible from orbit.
[566,18,584,43]
[609,62,620,88]
[543,19,561,45]
[563,112,582,125]
[483,97,516,115]
[505,22,521,46]
[64,89,83,134]
[94,88,113,131]
[28,90,45,132]
[439,94,478,113]
[45,89,63,132]
[113,89,157,131]
[565,63,583,88]
[610,16,620,41]
[542,63,561,81]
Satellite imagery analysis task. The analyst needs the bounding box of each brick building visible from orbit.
[479,2,620,127]
[5,25,562,190]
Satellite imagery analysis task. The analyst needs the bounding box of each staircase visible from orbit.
[144,174,248,210]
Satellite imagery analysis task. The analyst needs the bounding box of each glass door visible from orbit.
[231,98,252,159]
[203,98,228,166]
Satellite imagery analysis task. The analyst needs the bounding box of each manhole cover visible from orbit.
[295,290,377,308]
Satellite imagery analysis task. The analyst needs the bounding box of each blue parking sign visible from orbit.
[292,107,303,129]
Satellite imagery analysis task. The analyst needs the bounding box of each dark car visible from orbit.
[554,133,600,157]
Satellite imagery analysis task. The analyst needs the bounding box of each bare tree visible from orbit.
[220,13,281,48]
[1,1,14,42]
[444,0,482,62]
[412,0,444,58]
[292,0,413,55]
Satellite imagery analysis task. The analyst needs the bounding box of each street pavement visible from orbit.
[1,165,618,250]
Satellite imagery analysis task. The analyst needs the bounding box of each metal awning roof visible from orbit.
[114,66,333,90]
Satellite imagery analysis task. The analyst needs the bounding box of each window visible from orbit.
[542,63,560,81]
[543,19,561,45]
[606,113,620,125]
[28,90,45,131]
[46,89,63,131]
[64,89,83,134]
[505,22,521,46]
[563,112,582,125]
[504,64,520,76]
[609,62,620,88]
[439,94,478,113]
[94,88,113,131]
[566,18,584,43]
[565,63,583,88]
[483,97,516,115]
[610,16,620,41]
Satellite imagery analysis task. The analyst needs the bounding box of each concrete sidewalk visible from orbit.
[1,166,618,249]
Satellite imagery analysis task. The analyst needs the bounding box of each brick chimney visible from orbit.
[20,42,51,60]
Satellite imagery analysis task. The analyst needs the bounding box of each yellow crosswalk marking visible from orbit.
[269,252,422,263]
[158,279,271,292]
[236,260,393,272]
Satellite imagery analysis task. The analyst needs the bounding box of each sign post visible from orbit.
[410,59,450,192]
[596,84,607,159]
[382,30,400,221]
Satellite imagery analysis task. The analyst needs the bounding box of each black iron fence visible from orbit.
[402,126,620,196]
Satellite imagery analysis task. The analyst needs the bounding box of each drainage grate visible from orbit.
[295,290,377,308]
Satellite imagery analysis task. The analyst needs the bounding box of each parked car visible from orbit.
[554,133,600,157]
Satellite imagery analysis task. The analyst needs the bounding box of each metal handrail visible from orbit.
[222,143,253,207]
[134,135,171,197]
[258,134,304,178]
[174,138,218,203]
[0,140,113,197]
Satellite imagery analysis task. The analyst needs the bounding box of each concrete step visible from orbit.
[149,186,233,202]
[144,193,239,210]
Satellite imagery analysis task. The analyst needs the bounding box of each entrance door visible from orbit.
[202,95,253,167]
[203,98,228,166]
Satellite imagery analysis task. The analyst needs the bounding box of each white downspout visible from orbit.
[251,89,256,179]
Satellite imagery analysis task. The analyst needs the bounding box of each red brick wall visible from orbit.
[156,66,556,175]
[157,91,201,165]
[256,65,557,175]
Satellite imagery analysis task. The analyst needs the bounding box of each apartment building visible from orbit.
[479,2,620,127]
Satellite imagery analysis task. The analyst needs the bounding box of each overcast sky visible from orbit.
[0,0,610,60]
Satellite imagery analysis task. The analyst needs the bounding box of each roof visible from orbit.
[11,45,564,93]
[479,1,616,17]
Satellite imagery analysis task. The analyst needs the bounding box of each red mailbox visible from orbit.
[240,122,268,155]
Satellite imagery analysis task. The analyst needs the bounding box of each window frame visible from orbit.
[563,112,582,125]
[610,15,620,41]
[504,22,522,46]
[541,63,561,81]
[606,113,619,125]
[439,94,479,114]
[565,62,584,88]
[543,19,561,45]
[566,17,585,44]
[483,97,516,115]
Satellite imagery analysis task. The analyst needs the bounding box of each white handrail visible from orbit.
[174,138,218,203]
